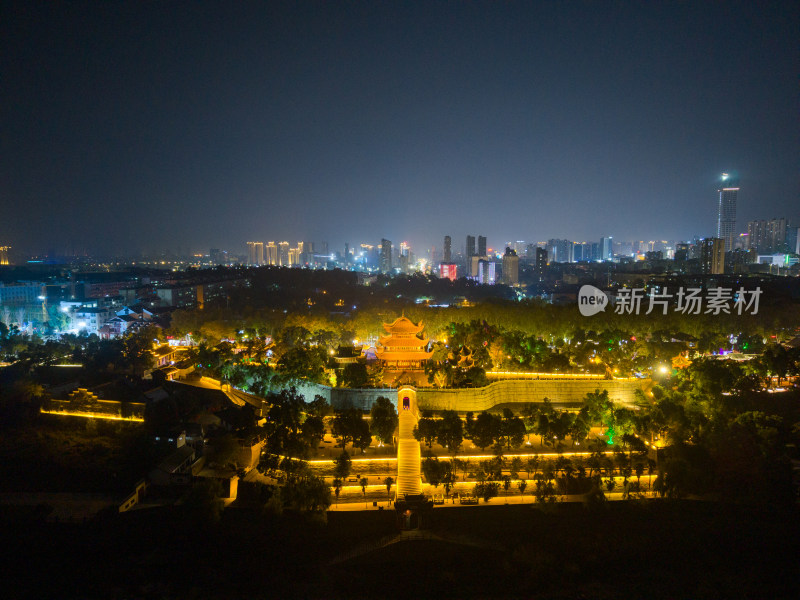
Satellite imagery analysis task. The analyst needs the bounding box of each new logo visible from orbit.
[578,285,609,316]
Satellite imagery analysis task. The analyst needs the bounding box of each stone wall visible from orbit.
[329,387,397,411]
[416,378,650,413]
[282,378,650,413]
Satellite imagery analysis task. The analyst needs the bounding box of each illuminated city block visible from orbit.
[396,385,422,496]
[439,262,457,281]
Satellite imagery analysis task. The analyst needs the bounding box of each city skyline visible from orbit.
[2,3,798,255]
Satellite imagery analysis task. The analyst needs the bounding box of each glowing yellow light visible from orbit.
[41,409,144,422]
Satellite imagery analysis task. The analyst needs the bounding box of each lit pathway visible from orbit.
[327,476,657,511]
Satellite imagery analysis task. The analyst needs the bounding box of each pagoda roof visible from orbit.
[378,335,431,348]
[382,316,425,335]
[375,346,433,359]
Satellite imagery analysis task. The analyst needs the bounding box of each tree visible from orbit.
[300,415,325,451]
[502,475,512,500]
[570,407,592,447]
[264,387,307,457]
[525,455,540,480]
[384,476,394,505]
[333,451,352,480]
[359,476,368,508]
[535,413,551,447]
[533,476,556,503]
[510,457,523,479]
[332,408,371,451]
[517,479,528,500]
[413,412,439,448]
[277,346,328,384]
[422,456,444,488]
[436,410,463,456]
[475,481,499,503]
[442,463,457,497]
[341,362,369,388]
[453,457,469,481]
[307,394,332,417]
[332,477,343,506]
[121,326,158,376]
[499,408,526,450]
[370,396,399,446]
[283,475,332,512]
[470,411,499,451]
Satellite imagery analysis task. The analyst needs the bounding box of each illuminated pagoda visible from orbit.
[375,316,433,369]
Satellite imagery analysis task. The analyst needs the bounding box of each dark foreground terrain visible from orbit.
[3,500,799,599]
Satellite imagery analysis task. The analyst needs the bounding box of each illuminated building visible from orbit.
[747,218,788,253]
[700,237,725,274]
[380,239,392,273]
[601,236,613,261]
[266,242,278,265]
[246,241,264,266]
[360,243,377,269]
[439,263,457,281]
[717,173,739,251]
[0,246,10,265]
[789,226,800,254]
[288,247,300,266]
[501,247,519,285]
[278,242,290,266]
[547,238,573,263]
[374,316,433,368]
[399,241,411,272]
[469,255,480,277]
[475,259,495,284]
[534,247,548,280]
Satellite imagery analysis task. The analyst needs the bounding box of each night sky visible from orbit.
[2,1,798,256]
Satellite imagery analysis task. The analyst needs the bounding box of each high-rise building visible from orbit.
[534,247,548,279]
[600,236,613,261]
[717,173,738,251]
[477,235,487,257]
[475,259,495,284]
[547,239,573,263]
[266,242,278,265]
[380,239,392,273]
[247,241,264,266]
[747,217,788,253]
[501,247,519,285]
[0,246,10,266]
[700,238,725,274]
[788,226,800,254]
[278,242,290,267]
[443,236,451,263]
[469,256,481,278]
[466,235,476,258]
[398,241,412,272]
[344,243,350,266]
